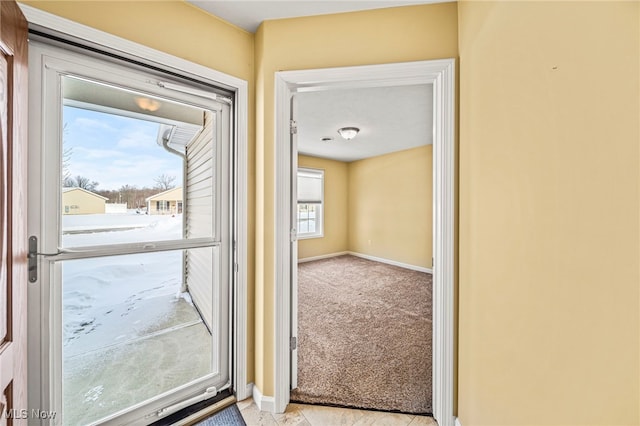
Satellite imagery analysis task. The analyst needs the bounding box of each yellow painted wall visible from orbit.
[255,3,458,396]
[20,1,253,81]
[297,155,349,259]
[22,0,257,384]
[62,189,106,215]
[348,145,432,268]
[458,2,639,425]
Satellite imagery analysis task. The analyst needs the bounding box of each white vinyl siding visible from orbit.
[185,112,215,239]
[185,111,215,330]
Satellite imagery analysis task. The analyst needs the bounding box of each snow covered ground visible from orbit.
[62,211,183,246]
[62,213,185,354]
[61,213,211,424]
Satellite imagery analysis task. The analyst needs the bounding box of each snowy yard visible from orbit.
[62,211,182,246]
[62,213,185,354]
[61,213,211,424]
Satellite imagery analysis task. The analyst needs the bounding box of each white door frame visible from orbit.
[274,59,456,426]
[20,0,250,408]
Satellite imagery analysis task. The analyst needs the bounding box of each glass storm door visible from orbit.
[28,41,232,425]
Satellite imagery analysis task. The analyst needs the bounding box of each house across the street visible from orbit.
[62,187,108,215]
[146,187,183,215]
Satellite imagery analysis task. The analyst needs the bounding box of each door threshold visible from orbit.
[151,391,236,426]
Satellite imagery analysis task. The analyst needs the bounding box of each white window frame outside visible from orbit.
[296,168,324,239]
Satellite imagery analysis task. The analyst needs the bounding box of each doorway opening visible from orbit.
[26,23,247,423]
[290,84,434,414]
[274,60,455,426]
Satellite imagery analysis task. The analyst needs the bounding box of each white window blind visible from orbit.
[297,169,323,204]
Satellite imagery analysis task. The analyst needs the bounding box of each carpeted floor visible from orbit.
[290,255,432,414]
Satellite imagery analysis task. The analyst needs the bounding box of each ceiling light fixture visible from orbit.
[337,127,359,140]
[135,97,161,112]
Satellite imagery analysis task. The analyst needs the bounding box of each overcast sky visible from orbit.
[63,106,183,191]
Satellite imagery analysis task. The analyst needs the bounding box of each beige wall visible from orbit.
[297,155,349,259]
[458,2,639,425]
[21,1,254,82]
[62,189,106,215]
[255,1,458,397]
[299,146,432,268]
[22,0,257,384]
[348,145,432,268]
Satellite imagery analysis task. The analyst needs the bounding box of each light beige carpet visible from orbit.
[291,255,432,414]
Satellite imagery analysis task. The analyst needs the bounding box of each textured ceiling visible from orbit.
[297,84,433,163]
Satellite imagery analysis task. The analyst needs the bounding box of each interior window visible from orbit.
[297,168,324,238]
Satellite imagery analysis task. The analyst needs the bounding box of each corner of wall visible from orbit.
[252,384,276,413]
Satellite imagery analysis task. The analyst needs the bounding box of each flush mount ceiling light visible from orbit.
[135,96,162,112]
[337,127,360,140]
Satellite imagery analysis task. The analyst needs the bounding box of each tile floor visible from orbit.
[237,398,437,426]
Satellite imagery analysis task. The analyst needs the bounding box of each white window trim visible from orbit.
[296,167,324,239]
[274,59,456,426]
[20,0,250,415]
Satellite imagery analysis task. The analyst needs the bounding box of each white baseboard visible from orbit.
[297,251,348,263]
[347,251,433,274]
[252,384,276,413]
[237,382,253,402]
[455,417,462,426]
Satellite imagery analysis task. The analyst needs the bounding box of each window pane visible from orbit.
[297,169,323,237]
[308,204,316,233]
[62,247,217,424]
[297,204,307,233]
[298,203,319,235]
[61,76,215,247]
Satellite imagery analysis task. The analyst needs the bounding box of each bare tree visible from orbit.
[68,175,99,192]
[116,184,139,209]
[153,173,176,191]
[63,175,74,188]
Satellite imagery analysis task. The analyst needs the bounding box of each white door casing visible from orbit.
[289,94,299,391]
[274,59,456,426]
